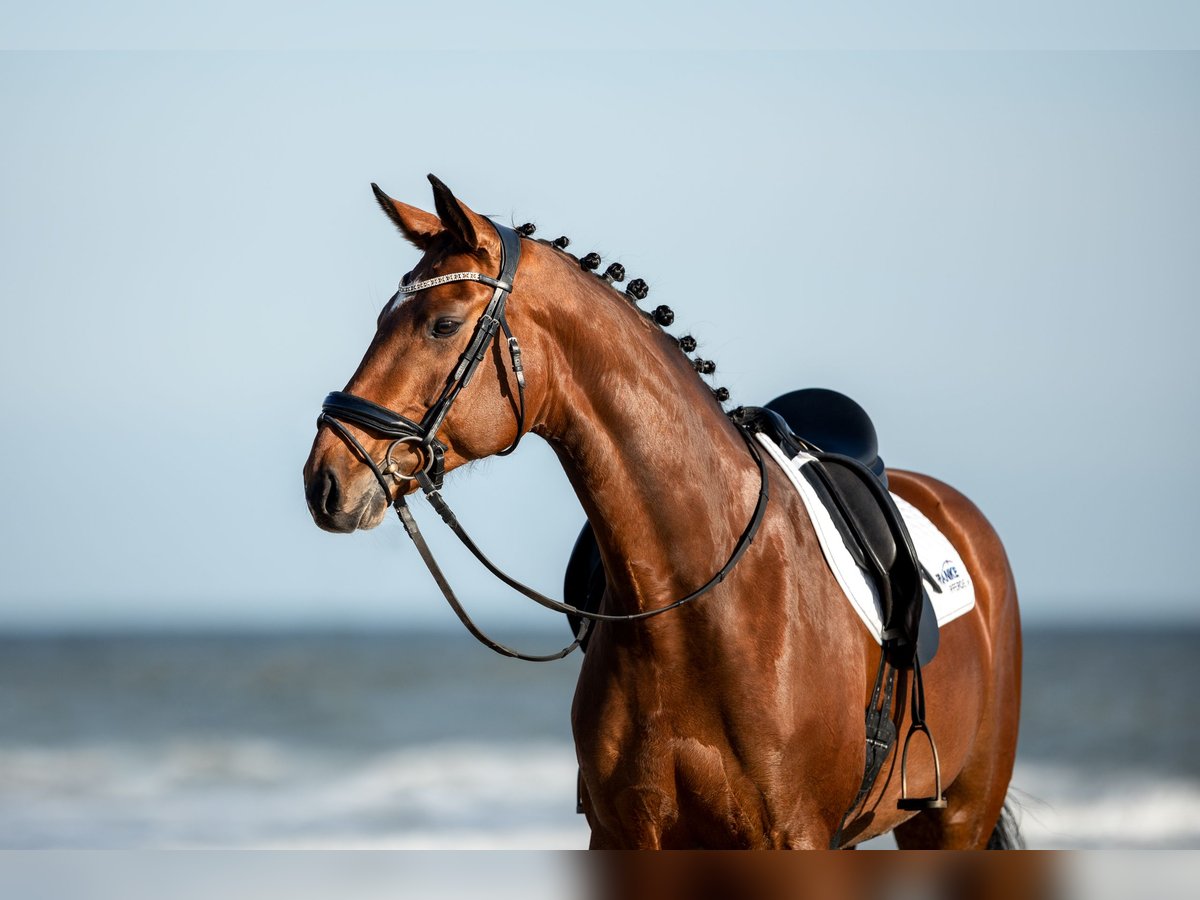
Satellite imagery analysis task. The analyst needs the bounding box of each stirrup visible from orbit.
[897,721,947,810]
[897,660,946,811]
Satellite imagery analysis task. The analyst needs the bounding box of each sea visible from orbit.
[1,626,1197,850]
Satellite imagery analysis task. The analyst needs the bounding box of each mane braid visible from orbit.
[527,223,729,406]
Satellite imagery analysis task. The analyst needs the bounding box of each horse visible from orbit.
[302,175,1023,849]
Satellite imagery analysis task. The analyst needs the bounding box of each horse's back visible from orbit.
[886,469,1021,646]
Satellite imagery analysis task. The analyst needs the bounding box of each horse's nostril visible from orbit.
[307,468,341,516]
[323,470,342,515]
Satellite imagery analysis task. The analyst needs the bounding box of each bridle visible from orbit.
[320,221,527,492]
[318,219,770,662]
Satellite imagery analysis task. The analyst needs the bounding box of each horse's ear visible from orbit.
[427,174,500,260]
[371,183,442,250]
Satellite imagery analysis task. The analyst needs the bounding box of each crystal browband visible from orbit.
[396,271,511,294]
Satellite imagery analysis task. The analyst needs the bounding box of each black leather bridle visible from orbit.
[320,222,527,492]
[318,219,770,661]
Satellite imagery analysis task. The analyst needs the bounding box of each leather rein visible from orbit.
[318,219,770,662]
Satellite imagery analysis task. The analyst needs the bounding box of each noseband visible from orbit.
[317,219,770,662]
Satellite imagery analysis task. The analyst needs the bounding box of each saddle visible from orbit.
[735,390,933,670]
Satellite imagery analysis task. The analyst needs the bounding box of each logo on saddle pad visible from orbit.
[935,560,965,590]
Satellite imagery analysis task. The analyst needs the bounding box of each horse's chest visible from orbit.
[577,708,767,846]
[572,638,816,846]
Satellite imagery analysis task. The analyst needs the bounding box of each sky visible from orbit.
[1,7,1198,630]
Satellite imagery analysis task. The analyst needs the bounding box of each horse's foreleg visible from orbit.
[584,786,672,849]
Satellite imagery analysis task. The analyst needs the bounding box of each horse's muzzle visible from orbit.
[305,466,388,533]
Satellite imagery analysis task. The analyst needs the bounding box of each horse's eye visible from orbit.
[432,318,462,337]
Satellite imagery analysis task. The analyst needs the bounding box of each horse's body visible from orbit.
[303,177,1021,849]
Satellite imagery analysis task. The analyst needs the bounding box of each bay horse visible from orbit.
[302,175,1022,849]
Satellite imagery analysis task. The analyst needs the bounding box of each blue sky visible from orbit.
[1,9,1198,629]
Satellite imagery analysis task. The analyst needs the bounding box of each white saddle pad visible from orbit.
[756,433,975,643]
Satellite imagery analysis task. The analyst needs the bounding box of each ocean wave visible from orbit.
[2,741,1197,848]
[1012,761,1200,849]
[0,740,589,848]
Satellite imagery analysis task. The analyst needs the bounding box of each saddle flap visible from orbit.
[806,452,925,666]
[810,459,898,573]
[564,525,605,650]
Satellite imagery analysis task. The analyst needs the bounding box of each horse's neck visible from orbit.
[530,262,759,615]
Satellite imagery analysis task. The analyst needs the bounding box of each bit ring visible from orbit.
[383,436,434,479]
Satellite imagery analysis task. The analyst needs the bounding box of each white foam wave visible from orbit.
[1012,761,1200,849]
[2,742,1197,848]
[0,740,590,848]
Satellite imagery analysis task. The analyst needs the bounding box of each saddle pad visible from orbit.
[755,433,975,643]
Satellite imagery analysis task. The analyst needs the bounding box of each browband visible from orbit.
[395,271,512,294]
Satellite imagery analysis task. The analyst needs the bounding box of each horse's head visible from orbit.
[303,176,542,533]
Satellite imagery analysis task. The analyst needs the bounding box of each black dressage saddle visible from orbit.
[563,388,938,669]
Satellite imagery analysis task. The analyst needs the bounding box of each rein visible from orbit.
[319,220,770,661]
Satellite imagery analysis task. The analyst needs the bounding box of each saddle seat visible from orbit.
[765,388,887,484]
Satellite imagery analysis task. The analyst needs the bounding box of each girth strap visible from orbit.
[829,651,898,849]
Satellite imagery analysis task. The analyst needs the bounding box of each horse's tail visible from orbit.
[986,798,1025,849]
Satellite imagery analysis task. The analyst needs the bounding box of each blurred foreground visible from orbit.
[0,850,1197,900]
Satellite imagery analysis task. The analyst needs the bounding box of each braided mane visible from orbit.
[519,223,729,405]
